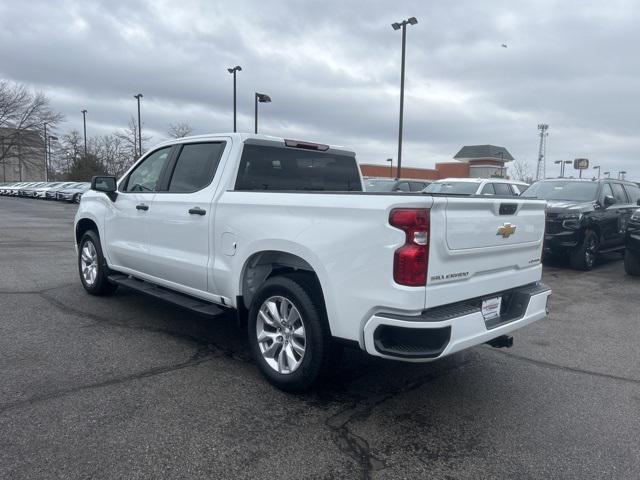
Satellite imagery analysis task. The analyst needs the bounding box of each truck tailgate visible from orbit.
[426,196,547,309]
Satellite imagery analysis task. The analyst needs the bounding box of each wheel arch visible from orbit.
[75,217,100,245]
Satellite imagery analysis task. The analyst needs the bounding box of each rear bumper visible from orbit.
[362,282,551,362]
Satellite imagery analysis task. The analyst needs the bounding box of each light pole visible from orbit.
[81,110,87,157]
[43,122,49,180]
[254,92,272,134]
[619,171,627,180]
[593,165,601,179]
[47,135,58,180]
[134,93,143,157]
[604,171,611,178]
[391,16,418,180]
[387,158,393,178]
[227,66,242,132]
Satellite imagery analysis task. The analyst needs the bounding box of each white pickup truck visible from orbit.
[75,133,551,391]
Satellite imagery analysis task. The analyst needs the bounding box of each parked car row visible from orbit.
[0,181,90,202]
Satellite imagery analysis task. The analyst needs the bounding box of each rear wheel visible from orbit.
[78,230,118,295]
[247,273,341,392]
[570,231,598,271]
[624,248,640,276]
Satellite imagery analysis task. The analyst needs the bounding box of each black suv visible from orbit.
[625,208,640,276]
[521,178,640,270]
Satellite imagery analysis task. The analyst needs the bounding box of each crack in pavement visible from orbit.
[323,358,475,480]
[37,291,253,364]
[0,283,75,295]
[0,346,222,416]
[487,347,640,385]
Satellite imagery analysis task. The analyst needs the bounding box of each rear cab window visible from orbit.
[611,183,629,204]
[167,142,226,192]
[493,183,513,196]
[235,143,362,191]
[623,183,640,205]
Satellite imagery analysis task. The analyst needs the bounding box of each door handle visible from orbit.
[136,204,149,211]
[188,207,206,216]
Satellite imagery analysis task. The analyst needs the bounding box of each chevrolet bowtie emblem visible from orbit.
[497,223,517,238]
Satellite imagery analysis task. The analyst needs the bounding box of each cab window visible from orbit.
[124,147,172,192]
[481,183,495,195]
[493,183,513,196]
[611,183,628,204]
[623,184,640,205]
[167,142,226,192]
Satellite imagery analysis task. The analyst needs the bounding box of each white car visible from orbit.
[74,134,550,391]
[424,178,529,196]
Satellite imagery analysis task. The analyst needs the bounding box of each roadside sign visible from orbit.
[574,158,589,170]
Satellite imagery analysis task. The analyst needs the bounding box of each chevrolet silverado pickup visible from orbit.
[74,133,551,391]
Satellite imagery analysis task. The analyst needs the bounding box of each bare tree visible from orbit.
[0,80,63,161]
[510,158,533,183]
[115,116,151,163]
[167,122,193,139]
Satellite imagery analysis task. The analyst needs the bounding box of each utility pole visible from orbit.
[134,94,143,156]
[391,17,418,180]
[47,135,58,181]
[81,110,87,157]
[536,123,549,181]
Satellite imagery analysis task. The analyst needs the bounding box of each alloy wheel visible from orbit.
[81,240,98,286]
[256,296,306,374]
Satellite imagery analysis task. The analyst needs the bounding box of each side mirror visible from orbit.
[603,195,615,207]
[91,176,117,193]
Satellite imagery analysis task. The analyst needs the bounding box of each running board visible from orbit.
[107,274,227,317]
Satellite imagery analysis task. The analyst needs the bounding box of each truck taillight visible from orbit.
[389,208,430,286]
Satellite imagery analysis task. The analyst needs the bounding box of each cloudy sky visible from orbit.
[1,0,639,180]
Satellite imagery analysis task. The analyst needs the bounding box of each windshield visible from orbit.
[521,181,599,202]
[365,179,397,192]
[423,181,480,195]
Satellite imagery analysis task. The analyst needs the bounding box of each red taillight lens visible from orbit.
[389,208,430,286]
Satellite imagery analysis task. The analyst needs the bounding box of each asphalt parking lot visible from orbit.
[1,196,639,479]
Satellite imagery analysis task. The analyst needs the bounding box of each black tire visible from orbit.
[569,230,598,271]
[78,230,118,295]
[247,273,341,392]
[624,248,640,276]
[73,194,81,203]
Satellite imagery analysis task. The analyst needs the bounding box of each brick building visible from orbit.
[0,128,45,182]
[360,144,514,181]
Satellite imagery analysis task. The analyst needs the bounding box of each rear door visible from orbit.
[145,140,228,293]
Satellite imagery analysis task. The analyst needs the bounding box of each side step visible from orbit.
[108,274,227,318]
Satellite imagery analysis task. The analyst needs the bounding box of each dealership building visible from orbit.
[359,145,514,180]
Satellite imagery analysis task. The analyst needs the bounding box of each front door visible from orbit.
[104,146,174,273]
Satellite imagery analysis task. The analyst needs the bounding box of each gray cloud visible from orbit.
[1,0,638,180]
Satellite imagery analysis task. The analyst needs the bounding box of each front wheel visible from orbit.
[73,193,81,203]
[570,231,598,271]
[78,230,118,295]
[247,273,341,392]
[624,248,640,276]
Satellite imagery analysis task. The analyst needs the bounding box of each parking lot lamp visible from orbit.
[619,171,626,180]
[227,66,242,132]
[593,165,601,179]
[81,110,87,157]
[47,135,58,180]
[134,94,143,156]
[604,171,611,178]
[254,92,272,134]
[387,158,393,178]
[391,16,418,180]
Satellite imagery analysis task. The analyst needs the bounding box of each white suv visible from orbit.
[423,178,529,196]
